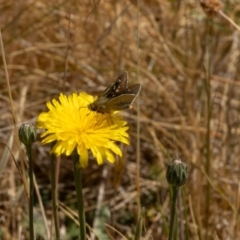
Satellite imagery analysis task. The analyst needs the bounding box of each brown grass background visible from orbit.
[1,0,240,239]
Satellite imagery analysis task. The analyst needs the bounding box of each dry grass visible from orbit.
[1,0,240,239]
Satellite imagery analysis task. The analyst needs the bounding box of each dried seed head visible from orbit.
[199,0,223,17]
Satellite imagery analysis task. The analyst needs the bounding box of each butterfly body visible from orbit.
[88,72,141,114]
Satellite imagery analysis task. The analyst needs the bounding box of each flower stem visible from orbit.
[134,208,145,240]
[26,144,35,240]
[168,186,179,240]
[50,150,60,240]
[73,153,86,240]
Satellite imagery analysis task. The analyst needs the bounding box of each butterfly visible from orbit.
[88,71,141,114]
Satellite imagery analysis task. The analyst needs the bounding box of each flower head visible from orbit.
[37,92,129,168]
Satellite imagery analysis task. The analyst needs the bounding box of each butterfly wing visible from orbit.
[99,71,128,98]
[105,84,141,110]
[123,84,141,95]
[104,94,136,110]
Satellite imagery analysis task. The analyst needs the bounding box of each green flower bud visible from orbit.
[19,124,37,146]
[166,159,188,187]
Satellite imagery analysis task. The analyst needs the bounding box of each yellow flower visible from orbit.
[37,92,129,168]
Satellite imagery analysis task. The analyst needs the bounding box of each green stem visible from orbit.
[26,144,35,240]
[134,208,145,240]
[51,151,60,240]
[168,186,179,240]
[73,152,86,240]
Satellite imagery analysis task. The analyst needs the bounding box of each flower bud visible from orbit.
[166,159,188,187]
[19,124,37,146]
